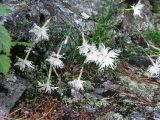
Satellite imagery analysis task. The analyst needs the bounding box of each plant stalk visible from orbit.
[77,66,84,81]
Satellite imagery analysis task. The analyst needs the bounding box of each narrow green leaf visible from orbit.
[145,30,160,46]
[11,41,34,47]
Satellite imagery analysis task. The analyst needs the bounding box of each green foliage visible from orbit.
[0,4,12,75]
[144,30,160,46]
[0,25,12,55]
[89,4,112,46]
[84,93,109,108]
[0,55,11,75]
[0,24,12,75]
[11,41,34,47]
[151,1,160,13]
[0,4,12,16]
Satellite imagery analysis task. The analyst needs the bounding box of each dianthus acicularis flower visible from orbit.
[84,44,100,63]
[46,52,65,69]
[147,57,160,78]
[68,79,86,91]
[131,0,144,18]
[96,43,120,71]
[38,80,58,94]
[29,19,50,43]
[78,40,93,56]
[14,57,34,71]
[78,34,120,71]
[78,32,94,56]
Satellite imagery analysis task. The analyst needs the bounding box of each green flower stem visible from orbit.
[47,65,52,81]
[57,41,64,55]
[24,48,32,61]
[77,66,84,81]
[82,32,85,43]
[151,54,160,57]
[146,54,155,65]
[53,67,61,81]
[125,8,133,11]
[150,45,160,51]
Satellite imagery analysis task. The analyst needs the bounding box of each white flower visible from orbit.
[68,80,86,91]
[78,32,98,57]
[78,39,93,56]
[84,45,100,63]
[81,12,90,19]
[147,58,160,78]
[29,19,50,43]
[46,52,64,69]
[14,57,34,71]
[38,80,58,94]
[131,0,144,18]
[78,40,100,63]
[96,43,120,71]
[78,33,120,71]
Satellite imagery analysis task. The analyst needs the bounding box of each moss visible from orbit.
[19,4,29,12]
[119,76,158,101]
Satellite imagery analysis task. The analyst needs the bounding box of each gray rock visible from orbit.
[94,88,105,94]
[0,73,31,116]
[122,0,154,33]
[1,0,154,42]
[2,0,106,40]
[103,80,120,91]
[129,112,147,120]
[153,106,160,120]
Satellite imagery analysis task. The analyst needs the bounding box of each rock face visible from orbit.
[122,0,153,33]
[2,0,106,41]
[0,72,31,116]
[2,0,154,46]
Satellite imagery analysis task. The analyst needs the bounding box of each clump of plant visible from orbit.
[143,30,160,78]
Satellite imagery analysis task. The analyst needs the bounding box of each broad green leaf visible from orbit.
[0,4,11,16]
[0,55,11,75]
[0,25,12,54]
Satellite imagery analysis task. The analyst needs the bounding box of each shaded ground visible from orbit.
[1,63,160,120]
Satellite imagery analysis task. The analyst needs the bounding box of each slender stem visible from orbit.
[151,54,160,57]
[48,65,52,81]
[64,36,69,44]
[24,48,32,60]
[57,42,63,55]
[77,67,84,81]
[125,8,133,11]
[150,45,160,51]
[82,32,86,43]
[57,35,69,55]
[52,67,59,78]
[146,54,155,65]
[43,19,50,28]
